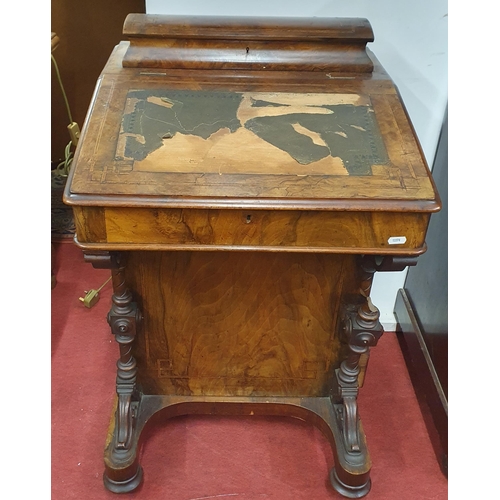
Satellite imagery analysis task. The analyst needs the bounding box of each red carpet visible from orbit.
[51,242,447,499]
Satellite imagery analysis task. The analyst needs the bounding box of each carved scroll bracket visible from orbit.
[85,251,143,454]
[108,294,141,451]
[333,254,418,455]
[335,309,383,454]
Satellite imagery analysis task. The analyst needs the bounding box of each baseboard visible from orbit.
[380,316,397,332]
[394,288,448,477]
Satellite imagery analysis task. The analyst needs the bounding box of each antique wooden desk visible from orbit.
[64,14,440,498]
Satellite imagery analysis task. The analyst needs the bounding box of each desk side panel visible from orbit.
[125,251,359,397]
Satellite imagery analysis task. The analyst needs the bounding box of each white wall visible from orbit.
[145,1,448,329]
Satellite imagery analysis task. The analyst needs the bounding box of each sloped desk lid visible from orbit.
[65,15,440,213]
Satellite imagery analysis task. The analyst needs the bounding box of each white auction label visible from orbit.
[388,236,407,245]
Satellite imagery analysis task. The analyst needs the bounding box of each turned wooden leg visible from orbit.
[107,263,140,449]
[83,252,144,493]
[329,255,419,497]
[329,256,384,497]
[329,304,381,498]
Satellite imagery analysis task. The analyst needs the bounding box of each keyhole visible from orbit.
[246,214,252,224]
[246,46,250,54]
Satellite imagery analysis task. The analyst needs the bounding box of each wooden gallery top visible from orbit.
[64,14,440,255]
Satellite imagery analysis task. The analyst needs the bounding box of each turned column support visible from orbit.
[333,255,418,455]
[83,251,143,453]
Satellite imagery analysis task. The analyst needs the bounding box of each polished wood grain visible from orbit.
[72,206,430,253]
[123,14,374,41]
[123,251,358,397]
[122,39,374,73]
[72,206,107,243]
[122,15,374,72]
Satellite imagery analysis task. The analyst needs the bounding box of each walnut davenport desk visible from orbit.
[64,14,440,498]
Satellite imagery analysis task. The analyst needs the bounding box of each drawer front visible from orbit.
[73,206,428,253]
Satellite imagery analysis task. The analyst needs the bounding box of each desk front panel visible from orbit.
[124,251,360,397]
[73,206,429,254]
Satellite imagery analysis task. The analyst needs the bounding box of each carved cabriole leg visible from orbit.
[83,251,144,493]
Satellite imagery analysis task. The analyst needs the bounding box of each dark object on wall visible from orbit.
[394,107,448,477]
